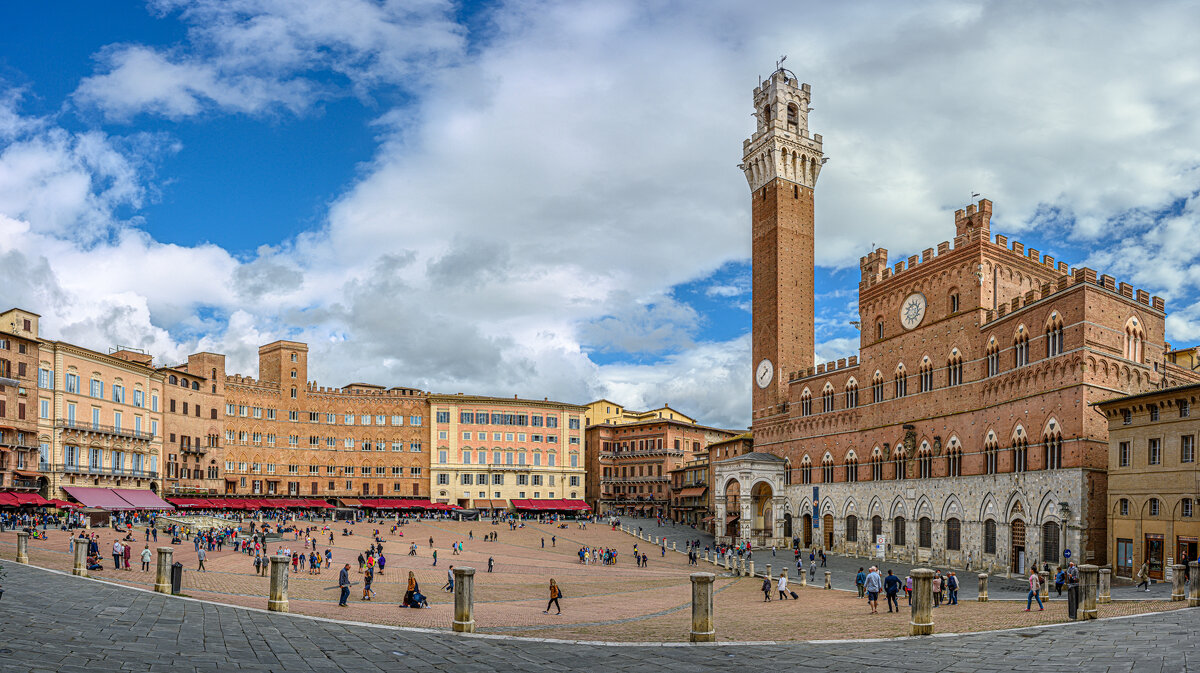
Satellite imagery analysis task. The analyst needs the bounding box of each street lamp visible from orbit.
[1058,501,1070,563]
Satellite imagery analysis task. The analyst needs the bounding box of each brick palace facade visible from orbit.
[717,68,1200,574]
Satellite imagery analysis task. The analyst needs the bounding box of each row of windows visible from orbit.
[236,478,424,496]
[56,445,157,473]
[439,449,580,468]
[456,431,560,443]
[223,460,423,476]
[1121,401,1190,425]
[226,405,424,426]
[222,430,424,451]
[840,515,1026,555]
[786,437,1065,484]
[435,473,581,487]
[40,370,156,409]
[448,410,573,429]
[1117,436,1195,467]
[1117,497,1194,517]
[49,401,158,436]
[601,438,703,453]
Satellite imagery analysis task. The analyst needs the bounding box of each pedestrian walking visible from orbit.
[141,545,152,571]
[197,547,207,572]
[543,579,562,615]
[865,566,882,614]
[761,575,772,601]
[1136,561,1151,591]
[338,564,351,607]
[777,570,790,600]
[112,540,123,571]
[855,567,866,598]
[1025,568,1045,611]
[947,571,959,605]
[884,570,901,613]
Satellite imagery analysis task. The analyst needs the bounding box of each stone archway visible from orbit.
[751,481,774,537]
[802,513,813,547]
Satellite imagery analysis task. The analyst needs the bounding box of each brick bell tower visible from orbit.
[745,68,822,412]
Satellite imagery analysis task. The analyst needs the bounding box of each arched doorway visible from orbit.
[751,481,774,537]
[802,513,813,547]
[783,512,793,539]
[823,514,834,550]
[1011,519,1027,573]
[872,515,882,541]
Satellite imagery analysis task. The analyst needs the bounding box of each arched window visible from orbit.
[822,455,835,483]
[822,386,835,413]
[1013,436,1028,473]
[893,447,906,480]
[786,103,799,129]
[783,458,793,486]
[946,443,962,477]
[894,365,908,398]
[1044,432,1062,470]
[846,515,858,542]
[800,456,812,484]
[918,517,932,548]
[168,375,177,385]
[801,390,812,416]
[179,378,188,388]
[845,455,859,482]
[1124,317,1145,362]
[1149,498,1160,516]
[946,518,961,551]
[919,359,934,392]
[872,372,885,403]
[1046,314,1064,357]
[1042,521,1060,561]
[918,447,933,479]
[983,519,997,554]
[1014,327,1029,367]
[949,291,960,313]
[762,104,773,125]
[872,515,883,540]
[191,381,199,391]
[986,339,1000,377]
[893,517,907,546]
[845,380,859,408]
[985,437,999,475]
[876,321,884,340]
[871,449,884,480]
[947,350,963,386]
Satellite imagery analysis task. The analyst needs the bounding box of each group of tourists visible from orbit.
[577,546,618,565]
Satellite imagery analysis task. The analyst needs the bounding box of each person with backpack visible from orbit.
[855,567,867,598]
[761,575,772,601]
[946,572,958,605]
[1054,567,1066,596]
[544,579,562,615]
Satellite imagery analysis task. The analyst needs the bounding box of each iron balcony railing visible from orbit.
[55,418,154,441]
[52,463,157,478]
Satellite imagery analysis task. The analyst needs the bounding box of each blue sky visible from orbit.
[1,1,1199,429]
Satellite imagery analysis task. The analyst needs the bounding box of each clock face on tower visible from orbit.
[899,293,927,330]
[756,359,774,389]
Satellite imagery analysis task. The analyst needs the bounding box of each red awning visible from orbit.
[511,498,591,511]
[63,486,137,510]
[0,492,19,506]
[9,492,52,506]
[48,499,79,509]
[111,489,174,510]
[677,487,708,498]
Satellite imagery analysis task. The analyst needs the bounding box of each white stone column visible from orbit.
[689,573,715,642]
[910,568,934,635]
[977,573,988,602]
[1098,568,1112,604]
[15,531,29,564]
[1171,564,1186,601]
[453,566,476,633]
[72,538,88,577]
[268,555,289,612]
[1188,561,1200,607]
[154,547,173,593]
[739,495,752,541]
[1080,564,1098,620]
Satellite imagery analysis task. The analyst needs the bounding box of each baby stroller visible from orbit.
[411,591,428,608]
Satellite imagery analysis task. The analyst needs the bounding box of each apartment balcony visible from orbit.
[601,476,669,485]
[52,463,158,479]
[55,418,153,441]
[181,445,211,455]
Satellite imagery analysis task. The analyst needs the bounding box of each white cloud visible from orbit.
[4,0,1200,433]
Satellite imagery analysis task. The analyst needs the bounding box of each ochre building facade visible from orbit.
[0,309,43,493]
[723,68,1200,574]
[1097,384,1200,580]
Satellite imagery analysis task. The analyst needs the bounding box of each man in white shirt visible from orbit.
[777,569,791,600]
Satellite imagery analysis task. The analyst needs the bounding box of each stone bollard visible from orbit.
[748,560,755,577]
[154,547,174,594]
[824,570,832,590]
[1080,564,1098,620]
[977,573,988,602]
[1188,562,1200,607]
[724,555,731,571]
[1098,568,1112,604]
[268,555,289,612]
[800,570,807,587]
[910,568,934,635]
[453,566,476,633]
[72,538,88,577]
[766,564,772,582]
[1038,570,1050,602]
[736,556,744,576]
[672,541,677,552]
[16,531,29,564]
[1171,564,1186,601]
[689,573,715,642]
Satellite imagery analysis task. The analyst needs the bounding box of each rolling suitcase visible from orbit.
[790,590,799,599]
